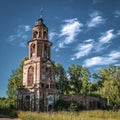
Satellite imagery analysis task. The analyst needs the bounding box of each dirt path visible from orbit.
[0,114,20,120]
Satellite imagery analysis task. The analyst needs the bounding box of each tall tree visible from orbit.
[90,73,103,96]
[55,63,69,94]
[7,57,28,107]
[68,64,90,95]
[98,65,120,110]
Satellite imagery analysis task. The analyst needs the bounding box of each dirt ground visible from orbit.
[0,114,20,120]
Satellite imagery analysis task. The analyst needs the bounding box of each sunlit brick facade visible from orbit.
[17,18,59,111]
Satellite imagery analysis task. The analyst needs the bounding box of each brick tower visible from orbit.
[17,18,59,111]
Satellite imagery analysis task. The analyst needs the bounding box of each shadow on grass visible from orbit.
[0,109,18,119]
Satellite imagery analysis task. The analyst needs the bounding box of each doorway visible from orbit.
[24,95,30,111]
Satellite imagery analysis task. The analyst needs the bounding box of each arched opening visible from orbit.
[46,67,51,78]
[47,95,54,111]
[43,31,47,39]
[33,31,38,38]
[24,95,30,111]
[44,45,48,58]
[27,66,34,86]
[39,31,42,38]
[30,43,35,58]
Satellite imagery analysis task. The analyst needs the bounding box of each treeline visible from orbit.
[0,57,120,112]
[55,63,120,110]
[0,57,28,116]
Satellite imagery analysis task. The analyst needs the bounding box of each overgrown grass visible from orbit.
[18,110,120,120]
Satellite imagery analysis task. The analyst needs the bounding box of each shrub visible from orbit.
[54,99,85,111]
[0,98,17,117]
[54,99,70,111]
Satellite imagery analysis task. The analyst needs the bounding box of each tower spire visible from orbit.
[40,0,43,18]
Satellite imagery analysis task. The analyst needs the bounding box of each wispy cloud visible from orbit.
[49,31,57,42]
[49,31,55,41]
[24,25,31,32]
[87,11,105,28]
[94,29,116,52]
[84,50,120,67]
[8,25,31,47]
[71,28,119,61]
[58,18,83,48]
[92,0,103,4]
[99,29,115,43]
[71,39,94,60]
[117,30,120,36]
[114,10,120,18]
[108,51,120,59]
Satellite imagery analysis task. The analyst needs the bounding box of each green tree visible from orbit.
[68,64,90,95]
[89,73,104,96]
[7,56,28,107]
[88,82,98,95]
[98,65,120,110]
[55,63,69,94]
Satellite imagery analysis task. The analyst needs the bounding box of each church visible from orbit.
[17,7,107,112]
[17,17,59,111]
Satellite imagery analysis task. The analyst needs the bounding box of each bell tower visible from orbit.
[17,17,59,111]
[29,18,51,59]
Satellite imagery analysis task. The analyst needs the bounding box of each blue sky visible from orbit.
[0,0,120,97]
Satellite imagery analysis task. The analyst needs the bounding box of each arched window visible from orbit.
[43,31,47,39]
[33,31,38,38]
[44,44,49,58]
[28,66,34,86]
[30,43,35,57]
[44,45,47,58]
[39,31,42,38]
[46,67,52,81]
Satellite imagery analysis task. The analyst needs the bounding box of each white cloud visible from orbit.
[8,25,31,47]
[24,25,31,32]
[117,30,120,36]
[87,11,105,28]
[92,0,103,4]
[85,39,94,43]
[71,39,94,60]
[99,29,115,43]
[89,11,100,17]
[108,51,120,59]
[8,34,20,42]
[19,25,31,32]
[87,16,104,27]
[59,18,83,48]
[84,56,102,67]
[84,50,120,67]
[49,31,55,41]
[49,31,58,42]
[114,10,120,18]
[93,29,116,52]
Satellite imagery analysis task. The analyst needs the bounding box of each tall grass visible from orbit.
[18,110,120,120]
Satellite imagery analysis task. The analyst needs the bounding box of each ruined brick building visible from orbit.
[60,95,107,110]
[17,15,107,112]
[17,18,59,111]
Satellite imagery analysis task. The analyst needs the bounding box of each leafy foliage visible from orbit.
[55,63,70,94]
[54,99,84,111]
[7,56,28,108]
[5,56,120,111]
[54,99,70,111]
[98,65,120,110]
[68,64,90,95]
[0,98,17,117]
